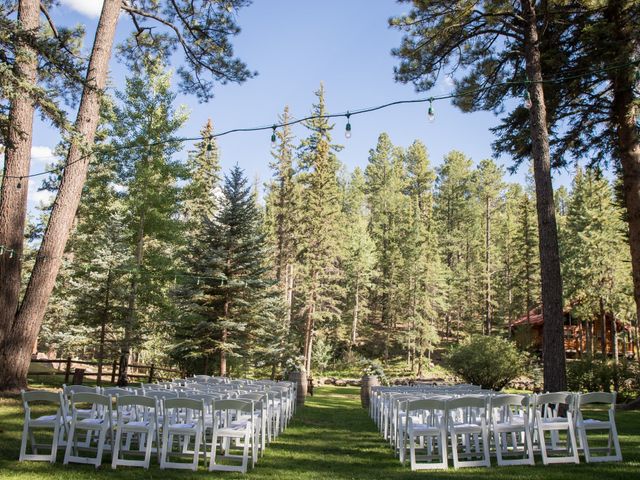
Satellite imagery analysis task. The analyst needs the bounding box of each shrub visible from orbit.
[360,359,388,385]
[446,335,528,390]
[567,356,640,401]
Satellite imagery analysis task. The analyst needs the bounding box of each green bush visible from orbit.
[446,335,528,390]
[567,356,640,401]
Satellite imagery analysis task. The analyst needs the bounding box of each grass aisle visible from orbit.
[1,386,639,479]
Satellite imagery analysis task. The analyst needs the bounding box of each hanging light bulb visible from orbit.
[345,112,352,139]
[206,136,214,152]
[8,249,14,259]
[523,90,533,109]
[270,125,277,146]
[16,177,22,189]
[427,98,435,122]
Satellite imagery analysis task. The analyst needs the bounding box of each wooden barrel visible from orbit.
[361,375,379,408]
[289,370,307,405]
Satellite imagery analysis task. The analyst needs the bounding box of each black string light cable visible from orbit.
[0,59,637,183]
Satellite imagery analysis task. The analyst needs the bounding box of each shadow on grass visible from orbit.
[0,386,638,480]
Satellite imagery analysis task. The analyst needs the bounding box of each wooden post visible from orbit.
[110,359,117,384]
[148,364,155,383]
[64,356,72,384]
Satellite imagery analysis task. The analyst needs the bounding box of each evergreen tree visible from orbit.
[562,167,631,358]
[174,166,273,376]
[296,84,344,374]
[265,106,300,337]
[110,59,188,384]
[365,133,408,359]
[434,151,479,339]
[473,159,505,334]
[342,168,375,350]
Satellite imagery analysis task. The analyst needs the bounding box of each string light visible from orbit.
[345,112,352,139]
[523,90,533,109]
[1,60,638,183]
[206,136,214,152]
[427,98,435,122]
[16,177,22,189]
[270,125,277,146]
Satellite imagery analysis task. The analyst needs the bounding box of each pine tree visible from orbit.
[342,168,375,350]
[365,133,408,359]
[402,141,445,375]
[562,167,631,358]
[174,166,273,376]
[265,106,300,336]
[296,84,344,374]
[473,159,505,334]
[434,151,479,339]
[110,59,188,384]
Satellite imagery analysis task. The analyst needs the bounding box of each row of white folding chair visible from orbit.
[19,390,260,472]
[393,391,622,470]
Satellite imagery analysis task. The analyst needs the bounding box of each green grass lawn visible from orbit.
[1,386,639,479]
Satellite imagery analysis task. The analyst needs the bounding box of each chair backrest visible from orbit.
[213,399,254,413]
[447,395,487,410]
[116,394,157,409]
[406,398,447,412]
[579,392,616,407]
[490,394,528,409]
[164,397,205,412]
[71,392,112,407]
[103,387,132,397]
[63,384,97,396]
[21,390,64,419]
[536,392,573,407]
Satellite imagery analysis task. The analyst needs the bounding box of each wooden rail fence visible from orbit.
[30,357,182,386]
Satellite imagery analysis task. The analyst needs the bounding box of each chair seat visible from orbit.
[578,419,611,429]
[408,423,440,434]
[30,414,69,427]
[168,423,196,430]
[450,423,483,434]
[77,418,106,427]
[540,417,571,429]
[121,420,151,429]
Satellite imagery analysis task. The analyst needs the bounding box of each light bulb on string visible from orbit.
[523,90,532,109]
[270,125,277,146]
[345,112,352,139]
[427,98,435,122]
[8,249,14,259]
[206,136,214,152]
[16,177,22,189]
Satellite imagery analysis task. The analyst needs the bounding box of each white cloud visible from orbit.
[61,0,104,19]
[28,179,55,205]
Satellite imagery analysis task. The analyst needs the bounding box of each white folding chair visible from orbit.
[240,393,268,459]
[401,398,448,470]
[447,396,491,468]
[535,392,579,465]
[63,392,113,468]
[209,399,255,473]
[111,395,160,469]
[490,394,535,466]
[575,392,622,463]
[19,390,68,463]
[160,397,206,471]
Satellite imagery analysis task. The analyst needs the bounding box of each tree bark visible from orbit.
[485,195,491,334]
[0,0,121,392]
[608,2,640,340]
[521,0,567,392]
[599,297,607,356]
[0,0,39,358]
[351,277,360,347]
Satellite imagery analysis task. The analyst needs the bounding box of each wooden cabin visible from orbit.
[509,306,636,358]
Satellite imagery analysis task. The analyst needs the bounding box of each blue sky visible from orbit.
[19,0,575,209]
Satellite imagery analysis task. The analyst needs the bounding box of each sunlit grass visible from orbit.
[0,386,638,479]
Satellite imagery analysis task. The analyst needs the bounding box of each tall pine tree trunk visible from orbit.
[485,195,491,334]
[0,0,121,391]
[599,297,607,356]
[119,209,145,386]
[521,0,566,392]
[0,0,39,354]
[607,1,640,336]
[350,277,360,348]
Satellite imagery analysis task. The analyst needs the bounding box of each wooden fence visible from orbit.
[30,357,182,386]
